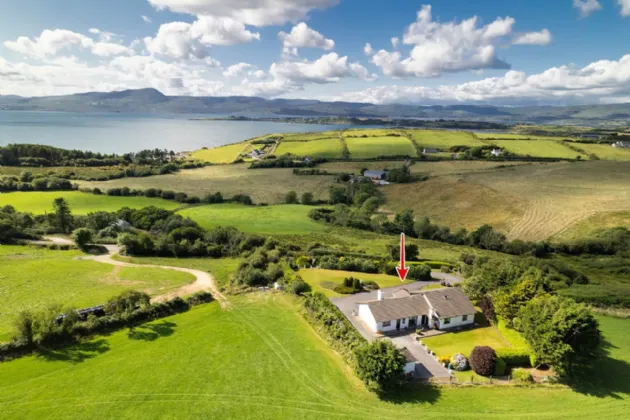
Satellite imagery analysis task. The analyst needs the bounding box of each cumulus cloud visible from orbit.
[147,0,339,26]
[191,16,260,45]
[141,15,153,23]
[365,5,550,78]
[363,42,373,56]
[278,22,334,57]
[223,62,254,77]
[620,0,630,16]
[513,29,552,46]
[573,0,602,16]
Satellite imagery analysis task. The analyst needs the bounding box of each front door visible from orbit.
[396,319,401,330]
[421,315,428,325]
[408,317,417,328]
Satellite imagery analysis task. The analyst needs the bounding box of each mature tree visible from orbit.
[361,197,381,214]
[386,165,413,183]
[469,346,497,376]
[13,310,35,346]
[285,191,298,204]
[52,198,73,233]
[387,242,419,261]
[492,268,547,326]
[328,186,351,205]
[518,295,601,376]
[354,340,405,393]
[106,290,151,316]
[407,264,431,281]
[300,192,314,205]
[19,171,33,183]
[72,228,93,251]
[394,209,416,237]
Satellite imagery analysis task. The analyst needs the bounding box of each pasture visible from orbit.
[188,142,249,163]
[409,129,483,149]
[76,164,336,204]
[475,132,569,141]
[0,292,628,419]
[275,138,344,158]
[298,268,414,297]
[343,129,402,137]
[178,203,327,235]
[490,140,582,159]
[0,165,153,179]
[281,131,342,141]
[0,191,180,214]
[319,160,529,176]
[575,143,630,161]
[346,136,417,158]
[0,246,195,341]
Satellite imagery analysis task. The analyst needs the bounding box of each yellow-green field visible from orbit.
[0,165,152,179]
[552,211,630,241]
[491,140,582,159]
[275,138,344,158]
[298,268,414,297]
[475,132,569,141]
[346,136,417,158]
[188,142,249,163]
[343,129,402,137]
[409,130,483,149]
[281,131,342,141]
[76,164,336,204]
[576,143,630,160]
[319,160,530,176]
[0,191,181,214]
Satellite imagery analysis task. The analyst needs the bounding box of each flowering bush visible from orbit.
[450,353,468,371]
[469,346,497,376]
[439,356,451,364]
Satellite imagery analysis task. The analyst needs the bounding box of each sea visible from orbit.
[0,111,353,154]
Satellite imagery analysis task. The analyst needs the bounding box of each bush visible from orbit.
[469,346,497,376]
[333,285,360,295]
[494,357,507,376]
[284,190,298,204]
[407,264,432,281]
[288,278,310,295]
[354,340,405,393]
[495,348,531,366]
[478,296,496,323]
[450,353,468,371]
[362,280,379,291]
[72,228,92,250]
[512,368,533,383]
[438,355,451,364]
[186,291,214,306]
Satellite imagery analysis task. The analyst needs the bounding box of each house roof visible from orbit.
[401,348,417,363]
[364,170,388,178]
[423,288,476,318]
[362,294,430,323]
[392,289,411,298]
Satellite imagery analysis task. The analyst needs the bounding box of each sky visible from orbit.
[1,0,630,105]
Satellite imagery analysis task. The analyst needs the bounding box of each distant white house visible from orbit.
[490,148,503,157]
[422,148,440,154]
[364,170,389,181]
[357,287,476,334]
[249,149,266,160]
[612,141,630,148]
[304,156,313,164]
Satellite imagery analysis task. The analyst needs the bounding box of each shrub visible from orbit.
[284,190,298,204]
[186,291,214,306]
[72,228,92,250]
[354,340,405,393]
[450,353,468,371]
[333,285,360,295]
[469,346,497,376]
[495,348,531,366]
[407,264,432,281]
[478,295,496,322]
[440,265,452,273]
[494,357,507,376]
[438,355,451,364]
[362,280,379,291]
[288,278,310,295]
[512,368,534,384]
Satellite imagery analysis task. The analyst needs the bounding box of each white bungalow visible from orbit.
[357,287,476,334]
[490,148,503,157]
[612,141,630,148]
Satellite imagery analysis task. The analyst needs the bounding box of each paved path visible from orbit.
[389,335,451,379]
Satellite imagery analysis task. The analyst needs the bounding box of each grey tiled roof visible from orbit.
[423,288,476,318]
[364,295,430,323]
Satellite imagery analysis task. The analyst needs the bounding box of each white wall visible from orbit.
[357,304,378,333]
[437,314,475,329]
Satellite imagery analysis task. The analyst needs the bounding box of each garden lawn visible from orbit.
[178,203,327,235]
[189,143,249,163]
[0,294,629,419]
[346,136,417,158]
[0,191,180,214]
[275,138,344,158]
[298,268,415,297]
[491,140,581,159]
[0,246,195,341]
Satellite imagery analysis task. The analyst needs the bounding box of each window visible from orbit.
[444,318,451,325]
[462,314,468,322]
[382,321,391,327]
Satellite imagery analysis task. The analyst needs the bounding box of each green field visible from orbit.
[0,191,181,214]
[576,143,630,160]
[490,140,582,159]
[0,246,195,341]
[298,268,415,297]
[178,203,327,235]
[281,131,342,141]
[275,138,344,158]
[553,211,630,241]
[343,129,402,137]
[0,165,153,179]
[0,292,628,418]
[76,164,336,205]
[475,132,569,141]
[188,143,249,163]
[409,130,483,149]
[346,136,417,158]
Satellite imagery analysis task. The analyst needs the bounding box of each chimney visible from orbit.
[377,290,384,301]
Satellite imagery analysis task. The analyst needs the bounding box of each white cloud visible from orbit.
[190,16,260,45]
[391,37,399,49]
[513,29,552,46]
[366,5,549,78]
[363,42,373,56]
[573,0,602,16]
[223,62,254,77]
[141,15,153,23]
[89,28,101,35]
[620,0,630,16]
[278,22,334,57]
[147,0,339,26]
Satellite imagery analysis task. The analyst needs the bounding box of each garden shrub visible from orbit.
[469,346,497,376]
[362,280,379,290]
[450,353,468,371]
[333,285,360,295]
[495,348,531,366]
[354,340,405,393]
[494,357,507,376]
[512,368,534,384]
[438,355,451,364]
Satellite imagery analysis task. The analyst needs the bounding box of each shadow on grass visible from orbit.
[569,338,630,399]
[127,321,177,342]
[380,382,441,405]
[38,339,110,364]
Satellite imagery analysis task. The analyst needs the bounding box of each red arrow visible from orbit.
[396,233,409,282]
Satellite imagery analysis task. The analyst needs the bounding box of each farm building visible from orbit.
[578,134,600,140]
[612,141,630,148]
[364,170,389,180]
[249,149,266,160]
[490,148,503,157]
[357,288,476,334]
[422,148,440,154]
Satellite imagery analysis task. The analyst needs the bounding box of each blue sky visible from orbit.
[1,0,629,105]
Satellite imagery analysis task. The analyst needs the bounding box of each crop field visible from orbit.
[0,246,195,341]
[574,143,630,161]
[409,129,483,149]
[0,291,628,419]
[280,131,342,142]
[76,164,336,204]
[490,140,582,159]
[188,142,249,163]
[385,161,630,241]
[0,191,181,214]
[275,138,344,158]
[474,132,569,141]
[346,136,417,158]
[343,129,402,137]
[178,204,327,235]
[298,268,415,297]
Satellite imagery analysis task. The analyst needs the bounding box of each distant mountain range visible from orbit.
[2,88,630,126]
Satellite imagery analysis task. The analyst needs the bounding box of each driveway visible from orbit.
[388,335,451,379]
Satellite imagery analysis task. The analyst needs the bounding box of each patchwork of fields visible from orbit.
[409,129,483,149]
[346,136,417,158]
[490,140,581,159]
[275,138,344,158]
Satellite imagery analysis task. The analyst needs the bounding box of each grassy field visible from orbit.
[275,138,344,158]
[343,129,402,137]
[76,164,336,204]
[0,191,181,214]
[298,268,415,297]
[346,136,417,158]
[319,160,530,176]
[0,246,195,341]
[575,143,630,161]
[0,293,628,418]
[0,165,153,179]
[281,131,342,141]
[178,204,327,235]
[409,130,483,149]
[475,132,569,141]
[491,140,582,159]
[188,143,249,163]
[553,211,630,241]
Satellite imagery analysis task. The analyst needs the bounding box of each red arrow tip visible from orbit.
[396,267,409,282]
